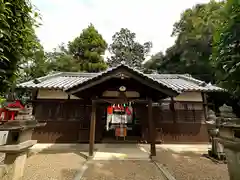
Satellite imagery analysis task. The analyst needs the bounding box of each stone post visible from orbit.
[206,110,224,159]
[218,124,240,180]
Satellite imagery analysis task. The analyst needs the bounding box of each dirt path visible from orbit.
[81,160,165,180]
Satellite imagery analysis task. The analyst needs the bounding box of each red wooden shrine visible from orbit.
[0,100,25,121]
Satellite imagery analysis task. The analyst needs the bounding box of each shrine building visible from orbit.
[17,64,224,156]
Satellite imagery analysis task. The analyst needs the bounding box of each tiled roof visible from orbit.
[18,64,224,93]
[148,74,223,92]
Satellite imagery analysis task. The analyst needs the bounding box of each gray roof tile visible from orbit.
[18,65,224,93]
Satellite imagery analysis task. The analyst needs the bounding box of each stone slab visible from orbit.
[0,123,46,131]
[92,144,150,160]
[0,140,37,153]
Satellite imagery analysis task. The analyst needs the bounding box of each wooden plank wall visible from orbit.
[136,103,208,143]
[33,100,90,143]
[32,100,209,143]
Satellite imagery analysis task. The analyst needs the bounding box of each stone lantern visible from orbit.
[206,109,224,160]
[217,104,240,180]
[0,102,45,180]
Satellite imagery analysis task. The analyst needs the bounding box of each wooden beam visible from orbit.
[66,67,179,97]
[160,99,211,104]
[120,69,178,97]
[94,98,148,103]
[148,97,156,157]
[68,75,115,94]
[28,99,90,104]
[89,100,96,157]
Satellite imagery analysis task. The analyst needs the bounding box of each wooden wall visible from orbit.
[33,100,89,143]
[135,102,208,143]
[32,99,209,143]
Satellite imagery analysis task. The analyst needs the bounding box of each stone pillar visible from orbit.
[218,124,240,180]
[4,152,27,180]
[220,140,240,180]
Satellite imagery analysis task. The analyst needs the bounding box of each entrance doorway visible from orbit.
[101,102,142,143]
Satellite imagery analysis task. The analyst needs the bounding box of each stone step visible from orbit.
[92,152,150,161]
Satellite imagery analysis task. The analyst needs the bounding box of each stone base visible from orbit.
[210,137,225,160]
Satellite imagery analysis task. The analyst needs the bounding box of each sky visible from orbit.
[32,0,211,58]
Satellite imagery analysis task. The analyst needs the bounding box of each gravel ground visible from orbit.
[22,151,86,180]
[0,153,5,164]
[155,149,229,180]
[82,160,165,180]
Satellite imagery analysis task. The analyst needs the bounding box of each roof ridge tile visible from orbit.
[33,72,63,84]
[17,64,224,92]
[177,74,206,86]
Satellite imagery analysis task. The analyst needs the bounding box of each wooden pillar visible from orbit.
[148,97,156,157]
[201,92,208,121]
[170,97,178,141]
[32,89,38,100]
[170,97,176,123]
[89,100,96,157]
[31,89,38,116]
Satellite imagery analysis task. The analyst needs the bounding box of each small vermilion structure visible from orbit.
[0,100,25,121]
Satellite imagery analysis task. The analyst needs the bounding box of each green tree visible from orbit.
[17,44,78,83]
[46,45,81,72]
[18,47,49,82]
[0,0,40,93]
[68,24,108,72]
[108,28,152,70]
[213,0,240,96]
[146,1,224,82]
[143,52,164,73]
[18,23,110,82]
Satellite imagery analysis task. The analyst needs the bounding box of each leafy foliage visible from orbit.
[68,24,108,72]
[213,0,240,96]
[45,44,81,72]
[145,1,225,82]
[143,52,164,73]
[0,0,40,93]
[108,28,152,70]
[18,46,50,82]
[18,24,109,83]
